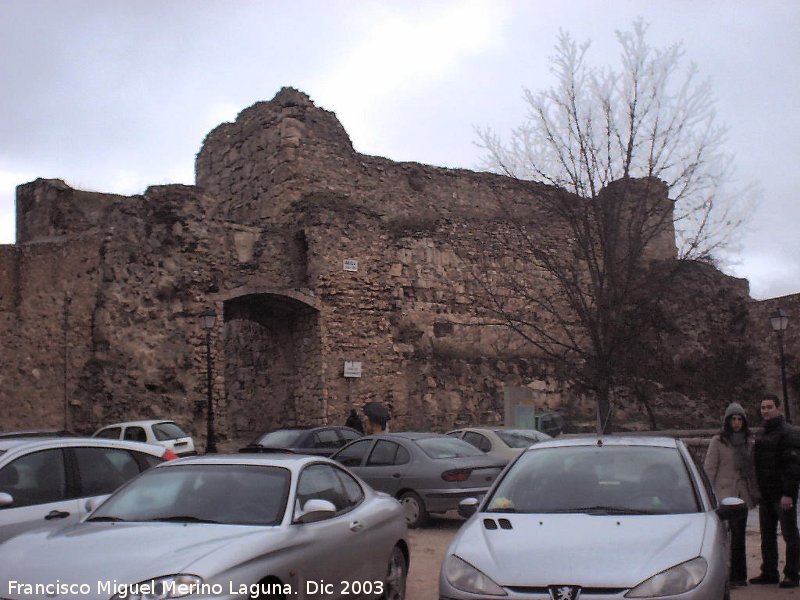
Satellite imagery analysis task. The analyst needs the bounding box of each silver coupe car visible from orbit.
[439,436,746,600]
[0,453,408,600]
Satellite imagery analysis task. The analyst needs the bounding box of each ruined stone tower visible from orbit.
[1,88,797,442]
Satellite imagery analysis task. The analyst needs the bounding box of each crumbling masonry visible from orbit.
[1,88,797,443]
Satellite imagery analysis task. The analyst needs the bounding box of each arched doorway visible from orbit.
[221,290,323,442]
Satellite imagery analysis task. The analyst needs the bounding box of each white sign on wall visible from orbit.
[343,258,359,272]
[343,361,362,378]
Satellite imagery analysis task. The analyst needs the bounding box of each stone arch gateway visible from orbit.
[221,289,324,441]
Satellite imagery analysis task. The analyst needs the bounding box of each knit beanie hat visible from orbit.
[724,402,746,422]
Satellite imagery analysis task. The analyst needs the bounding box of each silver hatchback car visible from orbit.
[440,436,746,600]
[0,437,173,543]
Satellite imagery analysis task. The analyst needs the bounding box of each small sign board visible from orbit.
[343,258,359,272]
[343,361,362,378]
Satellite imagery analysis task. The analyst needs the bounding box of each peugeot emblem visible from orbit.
[548,585,581,600]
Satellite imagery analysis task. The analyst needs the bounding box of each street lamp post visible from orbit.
[201,308,218,453]
[769,308,790,423]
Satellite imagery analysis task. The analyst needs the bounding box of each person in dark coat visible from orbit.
[344,408,364,434]
[750,394,800,588]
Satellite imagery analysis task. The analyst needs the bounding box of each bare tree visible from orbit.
[465,21,753,432]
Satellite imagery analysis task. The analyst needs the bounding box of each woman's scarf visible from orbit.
[729,431,749,474]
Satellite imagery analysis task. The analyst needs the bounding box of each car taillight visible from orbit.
[162,449,179,461]
[442,469,471,482]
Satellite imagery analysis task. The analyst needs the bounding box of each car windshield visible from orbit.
[494,430,550,448]
[253,430,305,447]
[486,445,699,515]
[415,437,484,459]
[88,464,290,525]
[152,422,189,441]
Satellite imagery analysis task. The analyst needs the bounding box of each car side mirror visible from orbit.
[716,496,747,521]
[0,492,13,507]
[85,498,97,513]
[295,499,337,524]
[458,497,479,519]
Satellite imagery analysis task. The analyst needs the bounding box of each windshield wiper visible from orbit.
[86,515,126,522]
[146,516,221,523]
[549,506,655,515]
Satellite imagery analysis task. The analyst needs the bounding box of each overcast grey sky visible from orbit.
[1,0,798,300]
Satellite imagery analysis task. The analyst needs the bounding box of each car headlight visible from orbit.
[444,554,507,596]
[625,557,707,598]
[111,575,203,600]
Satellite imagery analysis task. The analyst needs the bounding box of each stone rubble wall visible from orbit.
[1,87,798,443]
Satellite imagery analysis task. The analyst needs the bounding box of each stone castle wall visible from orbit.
[1,88,797,442]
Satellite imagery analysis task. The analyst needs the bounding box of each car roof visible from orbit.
[96,420,179,428]
[363,431,445,441]
[0,436,167,455]
[261,425,354,432]
[158,452,337,470]
[528,435,680,449]
[452,427,540,433]
[0,429,78,438]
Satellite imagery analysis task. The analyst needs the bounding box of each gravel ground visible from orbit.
[405,510,797,599]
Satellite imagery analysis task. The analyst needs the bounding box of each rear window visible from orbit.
[495,430,551,448]
[415,437,484,459]
[254,429,305,448]
[152,422,189,441]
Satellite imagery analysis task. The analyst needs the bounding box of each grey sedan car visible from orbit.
[0,453,408,600]
[332,432,505,528]
[0,437,173,543]
[439,436,746,600]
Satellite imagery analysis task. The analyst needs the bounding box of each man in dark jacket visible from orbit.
[750,394,800,588]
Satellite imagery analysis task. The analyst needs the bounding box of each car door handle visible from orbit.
[349,520,364,532]
[44,510,70,520]
[392,473,402,478]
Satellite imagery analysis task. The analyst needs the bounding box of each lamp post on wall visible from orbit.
[769,308,790,423]
[63,292,72,430]
[201,308,218,453]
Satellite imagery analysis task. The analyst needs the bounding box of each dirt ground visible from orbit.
[406,511,798,599]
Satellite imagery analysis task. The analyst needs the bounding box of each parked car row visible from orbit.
[0,430,748,600]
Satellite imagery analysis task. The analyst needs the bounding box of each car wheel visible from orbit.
[381,545,407,600]
[398,491,427,528]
